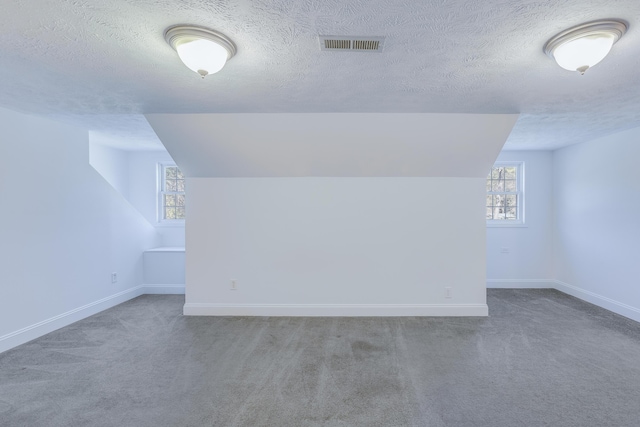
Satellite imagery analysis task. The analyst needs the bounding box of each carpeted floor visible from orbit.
[1,289,639,427]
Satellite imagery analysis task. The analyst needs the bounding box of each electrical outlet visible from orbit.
[445,287,452,298]
[500,247,510,254]
[111,272,118,283]
[230,280,237,290]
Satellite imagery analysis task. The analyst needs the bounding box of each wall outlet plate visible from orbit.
[111,272,118,283]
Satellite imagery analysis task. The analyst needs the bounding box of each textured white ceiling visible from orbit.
[1,0,640,150]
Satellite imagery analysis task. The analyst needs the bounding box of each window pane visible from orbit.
[160,165,186,221]
[504,167,516,179]
[492,180,504,192]
[487,164,522,223]
[166,167,177,179]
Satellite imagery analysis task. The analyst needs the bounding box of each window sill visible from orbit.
[145,247,185,252]
[156,220,185,228]
[486,222,528,228]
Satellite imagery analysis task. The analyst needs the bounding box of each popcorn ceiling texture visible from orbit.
[1,0,639,150]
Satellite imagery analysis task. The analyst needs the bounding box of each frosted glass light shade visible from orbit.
[175,39,229,76]
[552,34,615,72]
[543,20,627,75]
[165,26,236,78]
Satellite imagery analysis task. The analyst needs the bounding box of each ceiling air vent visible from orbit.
[319,36,385,52]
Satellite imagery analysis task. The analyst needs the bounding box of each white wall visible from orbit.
[128,151,185,247]
[552,127,640,322]
[143,248,185,290]
[0,107,159,353]
[88,144,184,247]
[147,113,518,178]
[89,139,130,198]
[148,113,518,316]
[487,151,554,287]
[185,177,488,316]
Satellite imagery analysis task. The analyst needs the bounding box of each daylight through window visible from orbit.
[486,163,523,223]
[160,164,185,220]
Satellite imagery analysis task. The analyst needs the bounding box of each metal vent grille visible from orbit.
[324,39,351,50]
[353,40,380,51]
[319,36,384,52]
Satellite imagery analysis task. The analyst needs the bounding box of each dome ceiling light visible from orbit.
[164,25,236,78]
[543,20,628,75]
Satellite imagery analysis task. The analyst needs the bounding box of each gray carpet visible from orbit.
[1,289,640,427]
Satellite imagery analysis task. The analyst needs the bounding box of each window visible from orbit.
[159,164,185,221]
[486,162,524,225]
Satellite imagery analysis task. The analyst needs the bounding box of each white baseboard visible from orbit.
[487,279,555,289]
[141,284,185,295]
[5,279,636,355]
[183,303,488,317]
[553,280,640,323]
[0,286,144,354]
[488,279,640,323]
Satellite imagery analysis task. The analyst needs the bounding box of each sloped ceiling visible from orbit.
[146,113,518,177]
[1,0,639,150]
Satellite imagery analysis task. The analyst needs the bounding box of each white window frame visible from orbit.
[486,161,525,227]
[157,162,185,226]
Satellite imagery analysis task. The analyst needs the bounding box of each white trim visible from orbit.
[7,279,637,355]
[553,280,640,323]
[144,247,185,253]
[487,279,640,322]
[487,279,554,289]
[155,220,185,228]
[183,303,488,317]
[142,284,185,295]
[0,286,144,354]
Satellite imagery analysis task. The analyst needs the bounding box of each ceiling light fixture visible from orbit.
[543,20,627,75]
[164,25,236,78]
